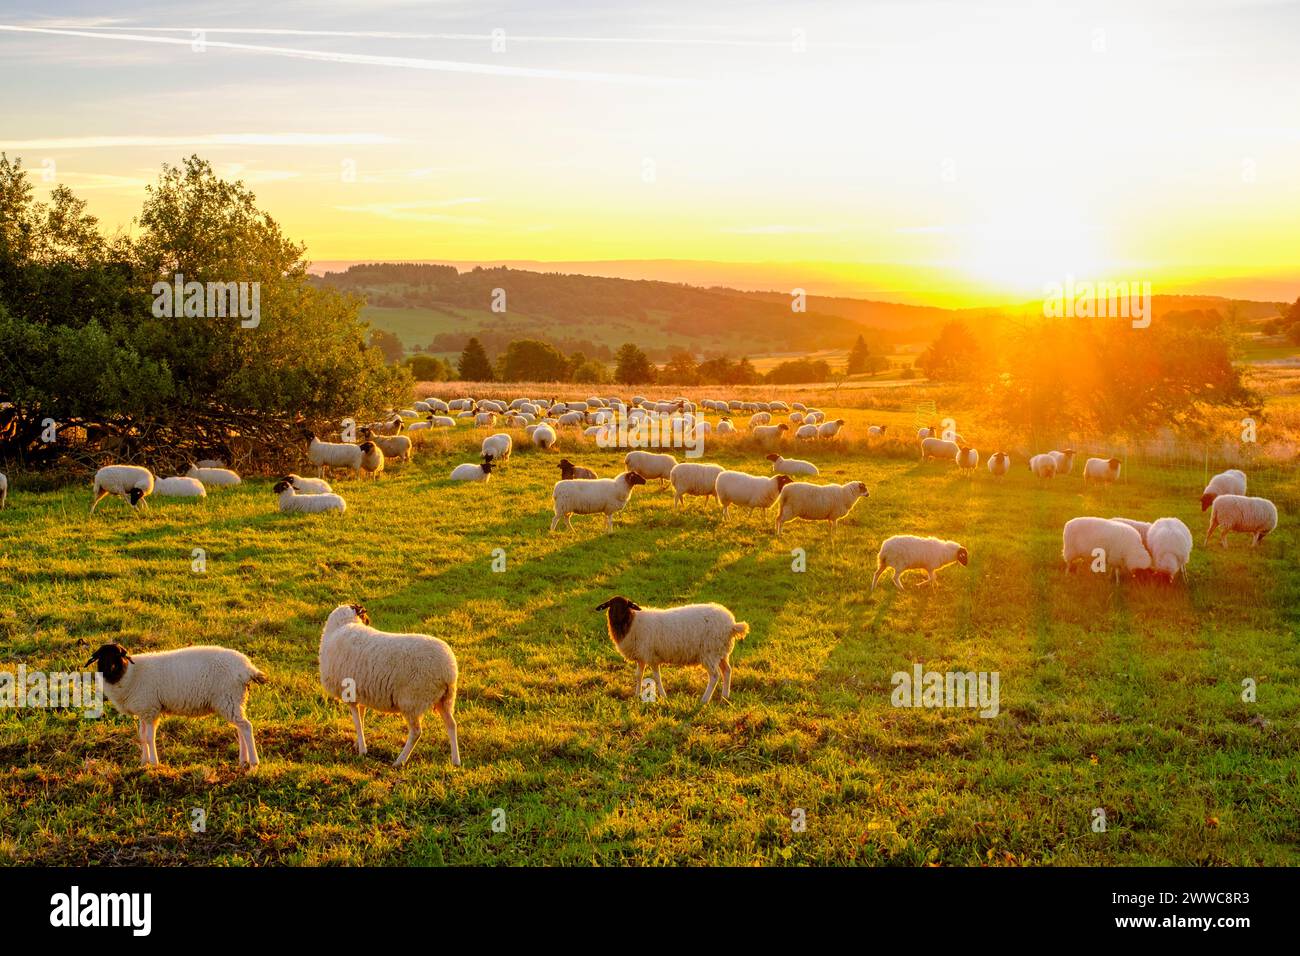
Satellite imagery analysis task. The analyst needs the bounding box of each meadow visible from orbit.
[0,406,1297,866]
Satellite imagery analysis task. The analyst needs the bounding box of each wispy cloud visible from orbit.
[0,133,398,150]
[335,198,489,224]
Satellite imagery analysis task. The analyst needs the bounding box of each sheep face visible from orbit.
[775,475,794,491]
[359,441,376,453]
[848,481,869,499]
[596,596,641,642]
[622,473,648,488]
[128,488,148,507]
[347,603,371,625]
[777,424,790,432]
[765,453,780,462]
[272,479,292,494]
[1200,492,1216,512]
[956,547,969,566]
[85,642,132,684]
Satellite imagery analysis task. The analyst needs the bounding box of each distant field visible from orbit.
[1,408,1296,865]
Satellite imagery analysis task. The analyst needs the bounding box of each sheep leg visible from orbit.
[394,713,422,767]
[719,657,732,700]
[142,717,159,766]
[549,513,560,532]
[700,662,720,705]
[349,703,367,755]
[136,718,148,764]
[634,663,645,700]
[236,716,258,768]
[566,514,575,531]
[236,719,248,763]
[652,666,667,700]
[925,570,935,588]
[605,513,614,533]
[437,693,460,767]
[90,489,109,514]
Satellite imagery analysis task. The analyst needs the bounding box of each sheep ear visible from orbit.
[627,601,641,610]
[595,599,612,611]
[83,651,98,667]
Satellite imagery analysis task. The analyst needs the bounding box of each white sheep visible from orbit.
[558,458,598,480]
[319,604,460,767]
[748,412,771,427]
[531,424,558,449]
[1048,449,1077,475]
[669,462,725,509]
[868,425,888,438]
[91,465,155,514]
[367,433,412,462]
[987,452,1010,476]
[450,455,495,481]
[274,478,346,514]
[552,472,647,532]
[1147,517,1193,580]
[1028,453,1057,478]
[765,453,818,477]
[1200,469,1246,512]
[775,480,869,538]
[0,471,7,508]
[752,423,790,446]
[871,535,969,591]
[186,465,241,487]
[794,424,819,441]
[817,418,846,439]
[429,416,457,428]
[917,426,937,439]
[154,476,207,498]
[715,471,793,520]
[1062,517,1152,581]
[596,596,748,704]
[956,446,980,472]
[1204,494,1277,548]
[625,450,677,485]
[716,418,736,434]
[359,441,385,479]
[84,642,267,767]
[921,436,960,462]
[1082,456,1122,485]
[481,433,512,464]
[283,473,333,494]
[1108,517,1151,548]
[303,429,363,478]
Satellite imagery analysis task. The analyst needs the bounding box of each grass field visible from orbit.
[1,411,1297,866]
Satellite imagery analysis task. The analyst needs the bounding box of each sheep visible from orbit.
[318,604,459,767]
[795,424,819,441]
[91,465,155,514]
[552,472,646,532]
[481,433,512,464]
[987,452,1010,476]
[716,418,736,434]
[185,465,241,487]
[364,432,412,463]
[303,429,363,478]
[917,426,937,439]
[558,458,598,480]
[273,478,346,514]
[195,458,227,468]
[868,425,888,438]
[1082,456,1122,485]
[921,436,960,461]
[557,410,585,428]
[748,412,771,428]
[531,424,558,449]
[956,446,980,472]
[282,473,332,494]
[596,596,748,704]
[1108,517,1151,548]
[817,419,846,439]
[752,423,789,446]
[766,453,819,477]
[1147,517,1193,580]
[369,416,404,436]
[430,416,457,428]
[1048,448,1077,475]
[1061,517,1151,581]
[1204,494,1277,548]
[775,480,869,538]
[83,642,267,767]
[0,470,8,508]
[154,476,207,498]
[450,455,495,482]
[406,416,434,433]
[1028,453,1057,478]
[1200,469,1247,512]
[715,471,792,520]
[669,462,726,509]
[359,441,385,479]
[871,535,969,591]
[625,450,677,486]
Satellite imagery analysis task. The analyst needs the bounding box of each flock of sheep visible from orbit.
[4,392,1282,770]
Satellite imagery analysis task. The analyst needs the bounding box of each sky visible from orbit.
[1,0,1298,306]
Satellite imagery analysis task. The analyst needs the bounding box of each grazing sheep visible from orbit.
[1200,469,1247,512]
[319,604,460,767]
[1028,453,1057,478]
[186,465,241,487]
[956,446,980,472]
[987,452,1010,476]
[775,480,869,538]
[273,478,346,514]
[557,411,585,428]
[868,425,888,438]
[716,418,736,434]
[715,471,792,519]
[91,465,155,514]
[1062,517,1151,581]
[366,433,412,463]
[917,426,937,439]
[752,423,790,446]
[1048,448,1077,475]
[284,473,333,494]
[921,436,960,461]
[1147,517,1193,580]
[531,424,558,449]
[817,419,846,439]
[625,450,677,485]
[871,535,969,591]
[789,411,805,425]
[1082,457,1122,485]
[1108,517,1152,548]
[596,595,748,704]
[748,412,771,428]
[359,441,385,479]
[370,416,404,436]
[766,453,818,477]
[303,430,363,478]
[406,416,434,433]
[559,459,598,480]
[154,476,207,498]
[795,424,819,441]
[450,456,495,482]
[1204,494,1277,548]
[84,642,267,767]
[552,472,646,532]
[194,458,227,468]
[669,462,726,509]
[481,433,512,464]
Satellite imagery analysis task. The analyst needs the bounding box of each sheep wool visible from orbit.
[91,465,155,513]
[775,480,869,537]
[871,535,969,591]
[481,433,512,463]
[84,642,267,767]
[956,446,980,471]
[186,465,241,487]
[274,479,346,514]
[559,459,598,480]
[319,604,460,767]
[868,425,888,438]
[716,419,736,434]
[1108,517,1152,548]
[1200,469,1247,512]
[766,453,818,477]
[531,424,558,449]
[987,452,1010,476]
[304,431,364,478]
[669,462,726,508]
[921,437,960,462]
[1048,449,1077,475]
[1082,457,1122,485]
[625,450,677,483]
[1062,517,1152,580]
[358,441,385,478]
[715,471,792,519]
[552,472,647,532]
[0,471,6,508]
[597,596,748,704]
[154,476,208,498]
[284,473,333,494]
[752,424,790,446]
[1028,453,1057,478]
[1147,517,1193,580]
[369,434,412,462]
[817,419,846,439]
[1205,494,1277,548]
[795,424,819,441]
[450,456,494,481]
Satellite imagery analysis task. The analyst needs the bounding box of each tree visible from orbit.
[661,348,699,385]
[766,358,832,385]
[457,336,494,381]
[498,338,569,382]
[734,357,760,385]
[916,321,981,382]
[369,328,405,364]
[570,358,610,384]
[614,343,654,385]
[404,354,455,381]
[846,335,870,375]
[696,356,734,384]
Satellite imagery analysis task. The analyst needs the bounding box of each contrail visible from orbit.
[0,24,690,85]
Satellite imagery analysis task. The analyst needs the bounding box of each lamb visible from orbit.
[625,450,677,485]
[752,423,790,446]
[1061,517,1152,581]
[84,642,267,767]
[450,456,495,481]
[775,480,870,538]
[273,478,346,514]
[956,446,980,471]
[766,453,818,477]
[871,535,969,591]
[0,471,8,508]
[154,476,207,498]
[1082,457,1122,485]
[817,419,846,439]
[1108,517,1151,548]
[795,424,819,441]
[921,436,960,462]
[987,452,1010,476]
[868,425,888,437]
[303,429,363,478]
[91,465,155,514]
[283,473,332,494]
[596,596,748,705]
[1048,448,1076,475]
[1204,494,1277,548]
[1200,469,1247,512]
[318,604,460,767]
[669,462,726,509]
[715,471,792,519]
[481,433,512,464]
[558,458,598,480]
[358,441,385,479]
[1147,517,1193,580]
[1028,453,1057,478]
[531,423,558,449]
[551,472,647,532]
[185,464,241,487]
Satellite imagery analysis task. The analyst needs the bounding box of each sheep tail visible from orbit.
[732,622,750,640]
[249,667,269,685]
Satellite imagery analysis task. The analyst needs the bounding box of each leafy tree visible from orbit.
[661,348,699,385]
[369,328,405,364]
[614,343,654,385]
[916,321,981,381]
[457,336,494,381]
[498,338,570,382]
[766,358,832,385]
[404,354,455,381]
[734,357,760,385]
[846,335,870,375]
[570,358,610,384]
